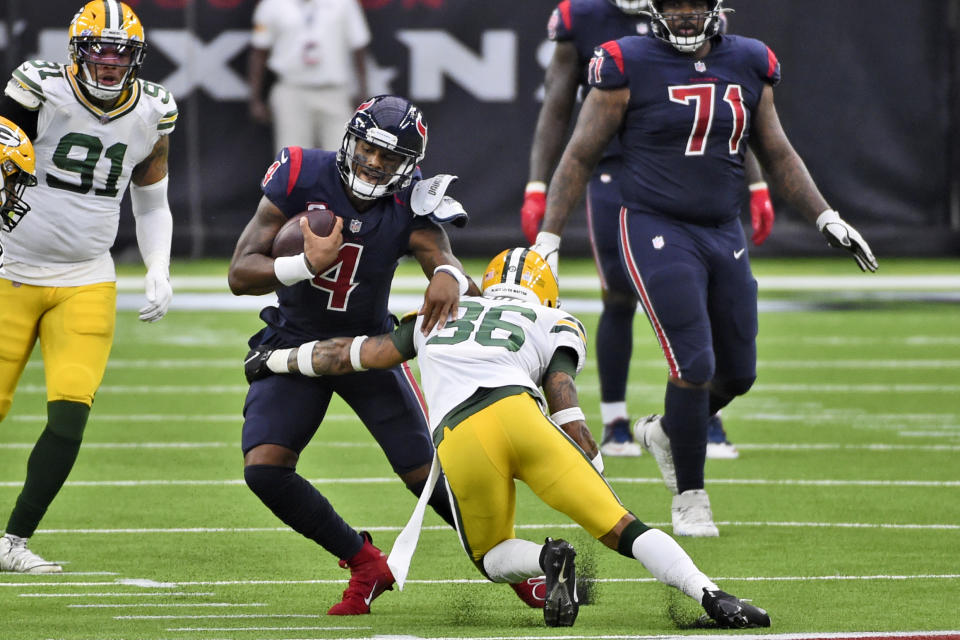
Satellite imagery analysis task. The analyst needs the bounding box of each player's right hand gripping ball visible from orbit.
[271,208,337,258]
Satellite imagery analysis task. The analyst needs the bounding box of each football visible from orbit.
[271,208,338,258]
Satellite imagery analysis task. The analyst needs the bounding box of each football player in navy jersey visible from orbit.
[534,0,877,537]
[227,95,526,615]
[522,0,769,460]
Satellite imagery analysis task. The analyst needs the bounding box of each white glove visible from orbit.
[139,265,173,322]
[530,231,560,278]
[816,209,878,273]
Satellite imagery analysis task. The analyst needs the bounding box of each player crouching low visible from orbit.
[245,248,770,628]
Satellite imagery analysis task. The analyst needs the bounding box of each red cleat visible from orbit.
[327,532,395,615]
[510,575,547,609]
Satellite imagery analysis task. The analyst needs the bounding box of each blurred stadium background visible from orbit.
[2,0,958,259]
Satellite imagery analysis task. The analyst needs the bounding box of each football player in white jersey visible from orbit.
[245,248,771,630]
[0,0,176,573]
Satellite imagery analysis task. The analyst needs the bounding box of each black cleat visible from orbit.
[244,348,273,383]
[701,588,771,628]
[541,538,579,627]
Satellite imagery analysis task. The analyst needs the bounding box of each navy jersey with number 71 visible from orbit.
[588,33,780,225]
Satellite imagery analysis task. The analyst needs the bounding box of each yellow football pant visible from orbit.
[436,392,628,563]
[0,278,116,420]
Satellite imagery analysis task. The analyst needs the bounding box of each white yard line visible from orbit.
[11,383,960,394]
[21,358,960,370]
[1,477,955,489]
[238,632,960,640]
[19,591,215,597]
[69,602,267,608]
[1,441,955,453]
[5,574,959,590]
[2,441,956,452]
[116,274,960,292]
[117,613,323,619]
[0,520,946,540]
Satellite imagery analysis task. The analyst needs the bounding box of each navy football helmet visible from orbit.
[337,95,427,200]
[608,0,649,14]
[644,1,730,53]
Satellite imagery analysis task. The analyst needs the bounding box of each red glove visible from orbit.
[749,182,775,245]
[521,181,547,244]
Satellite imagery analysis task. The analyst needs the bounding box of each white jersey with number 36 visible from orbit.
[412,296,587,431]
[0,59,177,285]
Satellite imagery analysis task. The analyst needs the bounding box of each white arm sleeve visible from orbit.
[131,176,173,272]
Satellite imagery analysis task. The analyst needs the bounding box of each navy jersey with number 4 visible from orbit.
[589,33,780,224]
[255,147,452,346]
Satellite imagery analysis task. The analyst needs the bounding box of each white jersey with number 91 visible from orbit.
[0,59,177,285]
[412,295,587,432]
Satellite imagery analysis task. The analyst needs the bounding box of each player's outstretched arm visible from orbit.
[245,332,408,382]
[302,334,406,375]
[749,85,877,271]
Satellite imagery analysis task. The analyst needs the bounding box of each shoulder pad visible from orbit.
[410,174,469,228]
[7,60,64,110]
[399,310,419,324]
[411,174,457,215]
[138,79,179,135]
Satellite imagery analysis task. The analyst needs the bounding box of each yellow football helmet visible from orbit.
[481,248,559,308]
[0,116,38,233]
[68,0,147,101]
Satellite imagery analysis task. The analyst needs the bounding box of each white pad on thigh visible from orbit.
[481,538,543,583]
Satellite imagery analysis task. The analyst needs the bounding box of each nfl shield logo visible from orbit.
[652,235,665,250]
[350,219,362,233]
[694,61,707,73]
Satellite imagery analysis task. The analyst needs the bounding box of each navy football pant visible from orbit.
[619,209,758,490]
[242,362,433,473]
[241,363,436,556]
[587,163,638,406]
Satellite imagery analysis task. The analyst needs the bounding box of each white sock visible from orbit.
[482,538,544,583]
[600,401,628,425]
[266,349,292,373]
[632,528,717,602]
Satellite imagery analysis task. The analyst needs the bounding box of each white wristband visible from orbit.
[274,253,315,286]
[816,209,841,232]
[534,230,561,251]
[433,265,469,295]
[297,341,318,377]
[550,407,586,425]
[525,180,546,194]
[748,181,768,192]
[350,335,368,372]
[591,452,604,474]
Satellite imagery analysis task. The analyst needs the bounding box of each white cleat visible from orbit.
[706,441,740,459]
[0,535,63,574]
[633,414,677,494]
[600,440,643,457]
[672,489,719,537]
[706,412,739,459]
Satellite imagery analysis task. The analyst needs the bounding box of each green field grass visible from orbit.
[1,258,959,640]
